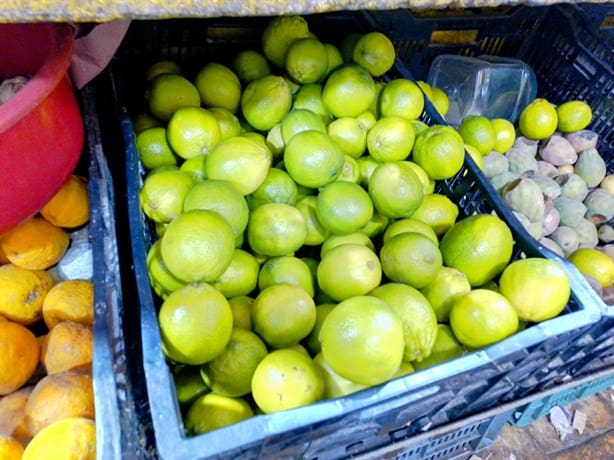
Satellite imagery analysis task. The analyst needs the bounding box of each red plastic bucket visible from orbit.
[0,23,83,236]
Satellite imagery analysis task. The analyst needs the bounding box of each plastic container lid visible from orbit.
[427,54,537,126]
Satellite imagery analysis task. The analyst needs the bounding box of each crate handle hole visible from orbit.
[430,29,479,45]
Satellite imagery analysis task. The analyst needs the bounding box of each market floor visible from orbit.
[475,387,614,460]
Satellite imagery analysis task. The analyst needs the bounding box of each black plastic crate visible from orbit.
[368,5,613,159]
[369,3,614,382]
[509,367,614,427]
[81,84,157,459]
[82,85,123,460]
[574,315,614,376]
[578,3,614,46]
[106,11,604,459]
[363,405,514,460]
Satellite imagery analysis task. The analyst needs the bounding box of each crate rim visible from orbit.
[359,365,614,459]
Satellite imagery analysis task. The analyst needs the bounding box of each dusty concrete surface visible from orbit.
[0,0,608,23]
[476,388,614,460]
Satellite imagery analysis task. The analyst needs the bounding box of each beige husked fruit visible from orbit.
[251,348,324,413]
[158,283,233,365]
[319,295,404,385]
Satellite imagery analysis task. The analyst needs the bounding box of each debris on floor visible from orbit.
[549,406,573,440]
[572,410,587,435]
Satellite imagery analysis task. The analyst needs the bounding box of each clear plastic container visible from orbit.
[427,54,537,126]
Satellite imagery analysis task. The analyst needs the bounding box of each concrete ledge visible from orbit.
[0,0,605,23]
